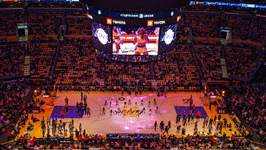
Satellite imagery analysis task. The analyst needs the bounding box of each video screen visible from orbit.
[17,23,28,42]
[159,24,178,53]
[91,22,112,53]
[220,29,232,45]
[112,26,160,55]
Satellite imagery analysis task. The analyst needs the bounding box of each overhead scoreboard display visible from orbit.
[220,29,232,45]
[88,6,181,62]
[17,23,28,42]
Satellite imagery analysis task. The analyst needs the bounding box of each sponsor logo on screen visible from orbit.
[120,14,139,18]
[144,14,154,18]
[119,13,154,18]
[113,20,126,25]
[154,20,166,25]
[163,29,174,45]
[95,28,109,45]
[147,20,154,26]
[107,18,112,25]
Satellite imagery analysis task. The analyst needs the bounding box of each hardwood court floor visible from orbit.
[15,92,240,139]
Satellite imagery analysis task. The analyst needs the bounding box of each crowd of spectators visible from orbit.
[66,16,91,35]
[192,38,264,80]
[184,2,253,14]
[54,37,93,85]
[222,13,252,40]
[54,36,200,91]
[1,5,265,81]
[193,43,222,80]
[29,35,57,43]
[184,13,220,38]
[5,132,251,149]
[0,79,30,141]
[29,43,57,83]
[154,45,200,90]
[225,43,261,78]
[0,1,82,8]
[183,7,266,44]
[28,10,62,35]
[0,10,25,36]
[225,84,266,143]
[0,44,25,77]
[184,4,220,12]
[0,2,23,8]
[251,15,266,43]
[28,1,82,8]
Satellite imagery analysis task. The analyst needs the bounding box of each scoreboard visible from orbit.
[88,7,182,62]
[17,23,28,42]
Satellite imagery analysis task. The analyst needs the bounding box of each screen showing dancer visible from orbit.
[159,23,178,53]
[112,26,160,55]
[91,22,112,53]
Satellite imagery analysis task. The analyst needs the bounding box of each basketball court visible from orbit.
[15,92,240,139]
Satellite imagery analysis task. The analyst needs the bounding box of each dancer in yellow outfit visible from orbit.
[133,28,150,55]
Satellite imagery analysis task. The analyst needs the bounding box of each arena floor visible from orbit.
[15,92,240,139]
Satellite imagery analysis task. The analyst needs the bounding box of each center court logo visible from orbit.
[94,28,108,45]
[121,107,140,117]
[163,29,175,45]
